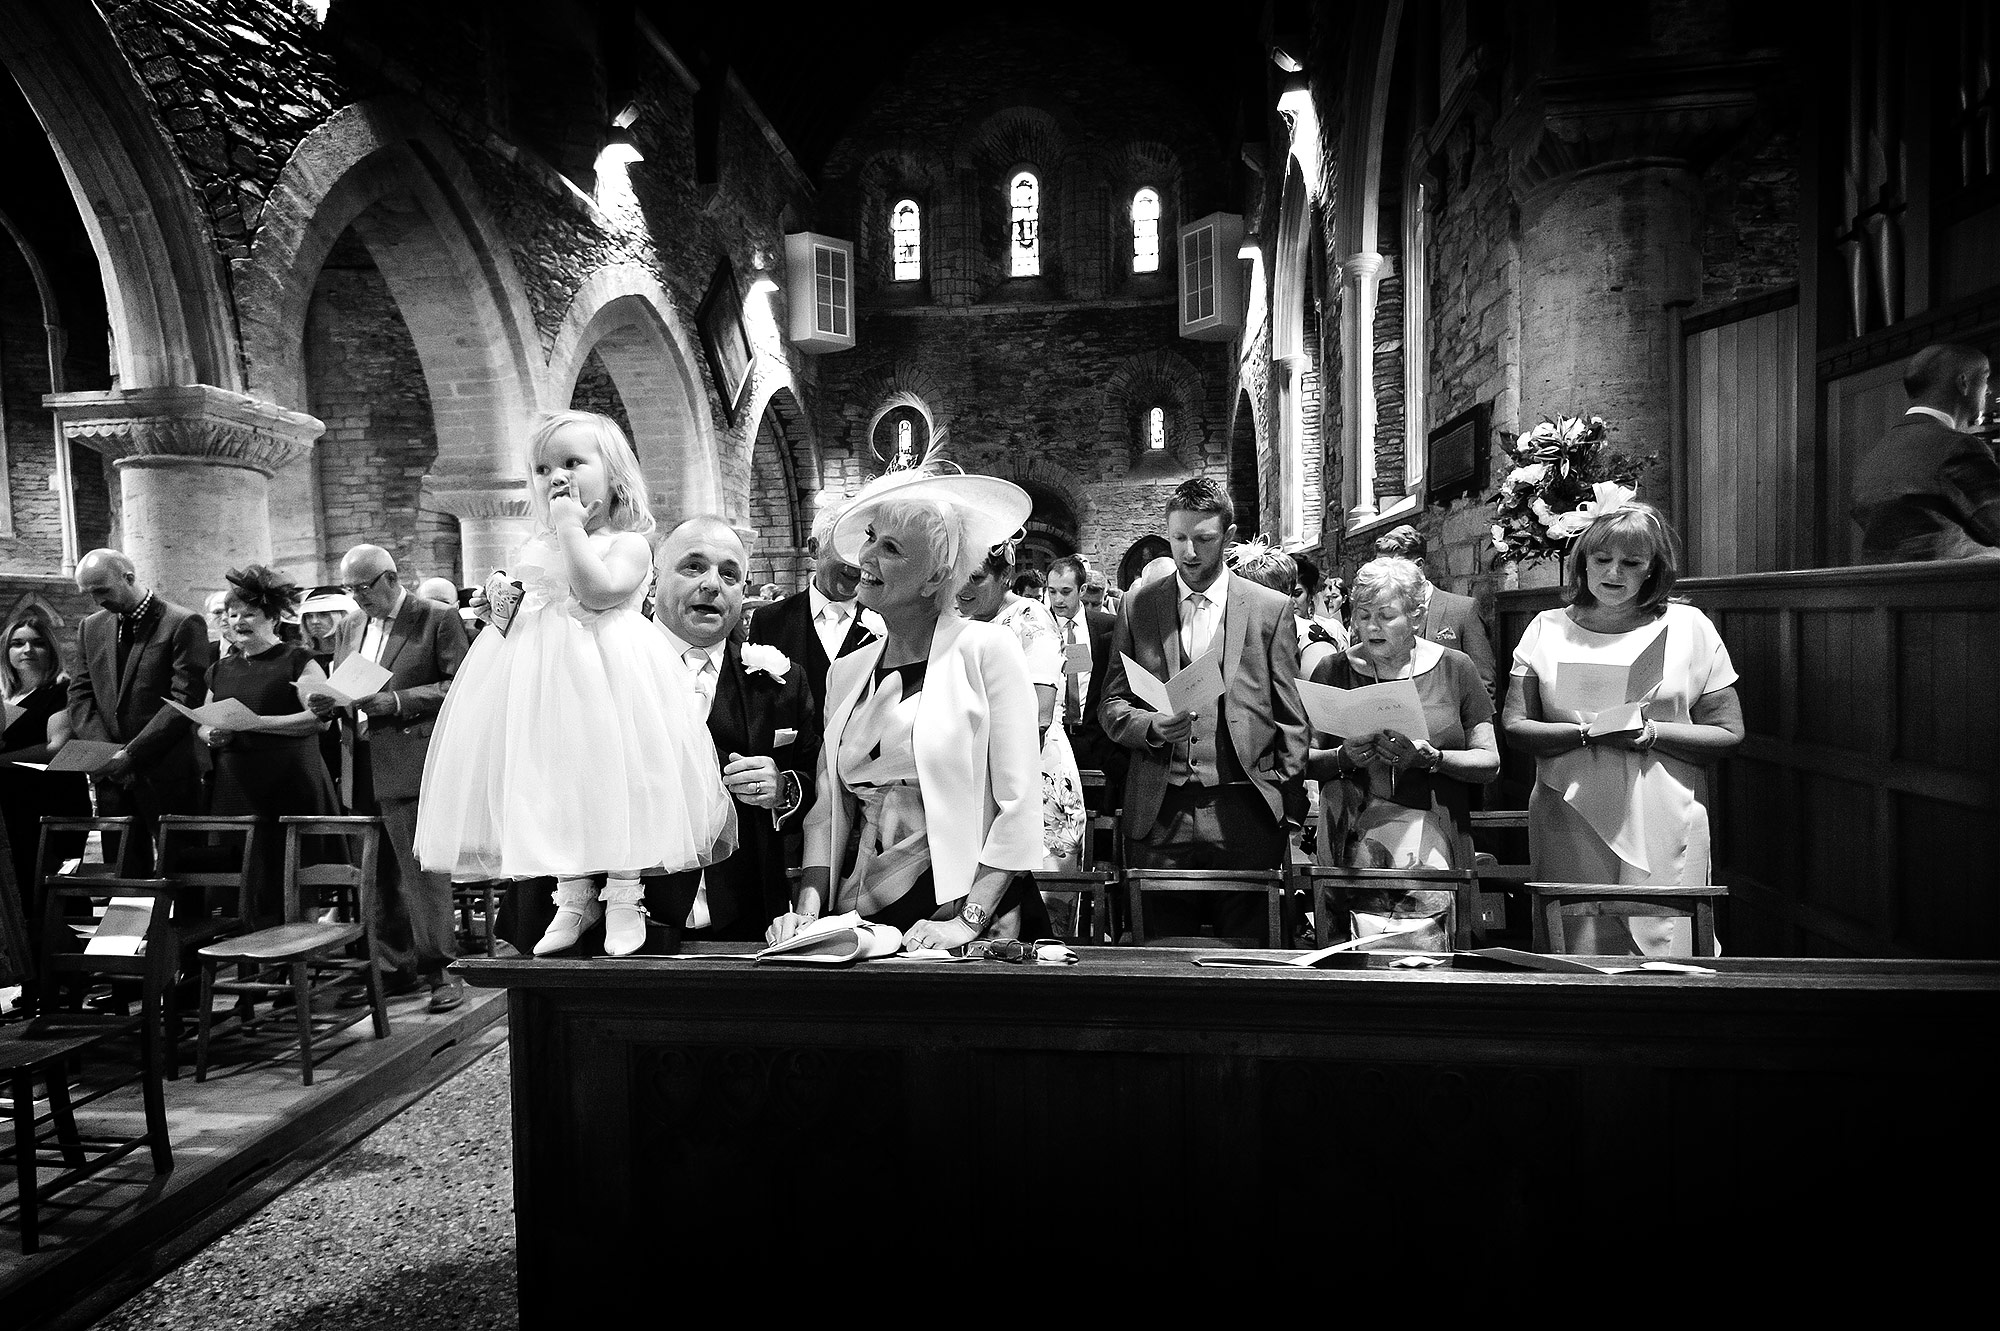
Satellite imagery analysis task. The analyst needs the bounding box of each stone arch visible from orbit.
[743,386,820,589]
[1117,535,1171,590]
[235,98,544,579]
[1229,387,1264,539]
[1113,141,1187,282]
[1102,348,1209,476]
[849,146,948,293]
[1271,158,1315,544]
[548,265,721,528]
[0,1,239,389]
[959,106,1073,295]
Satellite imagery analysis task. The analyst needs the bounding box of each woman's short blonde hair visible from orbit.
[868,494,977,597]
[1348,557,1427,620]
[1564,502,1679,616]
[527,410,656,538]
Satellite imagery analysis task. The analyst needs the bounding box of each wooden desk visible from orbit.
[464,949,2000,1315]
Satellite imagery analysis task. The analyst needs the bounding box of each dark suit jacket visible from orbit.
[1099,574,1309,839]
[330,593,469,801]
[1056,607,1121,765]
[67,598,206,790]
[1851,413,2000,561]
[658,638,820,934]
[746,587,877,712]
[1422,586,1496,699]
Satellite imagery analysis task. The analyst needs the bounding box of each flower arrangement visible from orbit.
[1488,414,1657,564]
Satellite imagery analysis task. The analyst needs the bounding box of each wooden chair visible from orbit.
[1297,865,1478,950]
[1034,861,1117,945]
[1529,883,1726,958]
[452,879,501,957]
[23,816,141,998]
[1125,869,1289,947]
[152,816,262,1075]
[1465,809,1534,938]
[3,877,178,1251]
[193,818,390,1086]
[1076,770,1127,942]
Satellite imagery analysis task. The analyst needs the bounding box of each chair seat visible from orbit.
[0,1022,132,1075]
[198,921,365,962]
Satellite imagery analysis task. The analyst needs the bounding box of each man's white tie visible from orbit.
[1183,592,1215,661]
[683,645,715,927]
[685,647,715,721]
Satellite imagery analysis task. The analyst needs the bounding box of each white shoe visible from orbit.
[603,901,649,956]
[533,898,602,955]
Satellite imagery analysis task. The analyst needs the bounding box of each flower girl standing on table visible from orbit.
[415,410,736,956]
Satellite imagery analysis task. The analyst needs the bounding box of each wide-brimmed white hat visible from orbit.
[830,469,1033,571]
[299,589,359,616]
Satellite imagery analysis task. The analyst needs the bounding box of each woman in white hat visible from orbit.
[766,468,1050,950]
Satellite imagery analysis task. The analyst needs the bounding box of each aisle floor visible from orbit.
[92,1042,516,1330]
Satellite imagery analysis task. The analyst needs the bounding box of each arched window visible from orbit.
[1131,187,1161,273]
[895,418,915,466]
[1009,170,1041,277]
[891,198,922,281]
[1147,406,1166,450]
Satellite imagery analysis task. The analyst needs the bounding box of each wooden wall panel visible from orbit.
[1796,609,1879,752]
[1821,359,1908,566]
[1684,305,1799,576]
[1716,609,1781,738]
[1896,608,2000,773]
[1895,794,2000,957]
[1798,774,1888,933]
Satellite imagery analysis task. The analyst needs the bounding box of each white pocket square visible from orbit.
[774,728,798,747]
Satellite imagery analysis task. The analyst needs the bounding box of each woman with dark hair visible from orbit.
[196,565,342,918]
[1501,503,1744,919]
[1,604,90,910]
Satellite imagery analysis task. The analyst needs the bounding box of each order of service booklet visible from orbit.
[754,912,905,965]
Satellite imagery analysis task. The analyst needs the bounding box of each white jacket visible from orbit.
[804,612,1045,906]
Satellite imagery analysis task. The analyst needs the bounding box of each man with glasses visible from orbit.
[307,544,469,1011]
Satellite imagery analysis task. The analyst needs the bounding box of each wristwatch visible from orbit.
[959,901,991,932]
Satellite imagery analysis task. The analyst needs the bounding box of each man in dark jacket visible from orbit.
[68,549,206,870]
[746,506,881,711]
[647,517,820,944]
[1852,343,2000,562]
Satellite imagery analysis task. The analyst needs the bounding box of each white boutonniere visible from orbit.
[740,644,791,682]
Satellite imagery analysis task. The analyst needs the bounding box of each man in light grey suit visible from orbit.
[307,544,469,1011]
[1374,524,1496,699]
[1100,479,1309,943]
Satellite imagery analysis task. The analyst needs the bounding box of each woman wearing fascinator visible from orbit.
[1501,500,1744,947]
[198,564,344,918]
[957,530,1088,870]
[767,462,1052,951]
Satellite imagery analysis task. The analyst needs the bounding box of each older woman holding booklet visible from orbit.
[1305,557,1498,868]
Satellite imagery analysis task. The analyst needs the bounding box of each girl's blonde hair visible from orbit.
[526,410,655,538]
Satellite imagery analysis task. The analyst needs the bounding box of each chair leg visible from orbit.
[45,1066,85,1168]
[163,976,182,1081]
[12,1069,38,1253]
[139,1012,173,1173]
[366,951,390,1040]
[294,960,314,1087]
[484,883,498,957]
[195,959,216,1083]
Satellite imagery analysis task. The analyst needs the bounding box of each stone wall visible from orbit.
[1,241,62,571]
[304,230,458,582]
[1697,78,1802,315]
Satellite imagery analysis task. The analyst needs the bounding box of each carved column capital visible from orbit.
[46,385,323,477]
[1496,56,1777,205]
[1340,251,1386,288]
[424,476,534,521]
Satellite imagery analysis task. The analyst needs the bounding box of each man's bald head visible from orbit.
[76,548,143,614]
[338,544,400,618]
[655,515,749,649]
[1137,556,1176,590]
[1906,344,1992,430]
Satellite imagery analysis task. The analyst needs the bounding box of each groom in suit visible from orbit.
[1100,479,1309,944]
[68,549,207,870]
[308,544,469,1011]
[647,516,820,943]
[747,505,882,711]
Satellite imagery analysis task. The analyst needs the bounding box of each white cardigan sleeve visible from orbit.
[972,623,1048,874]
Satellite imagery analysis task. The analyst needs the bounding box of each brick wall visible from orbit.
[567,349,635,444]
[1,242,62,573]
[1697,81,1802,315]
[304,230,459,582]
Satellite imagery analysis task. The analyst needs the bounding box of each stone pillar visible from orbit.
[1518,167,1701,436]
[46,385,323,611]
[426,478,535,585]
[1339,251,1385,527]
